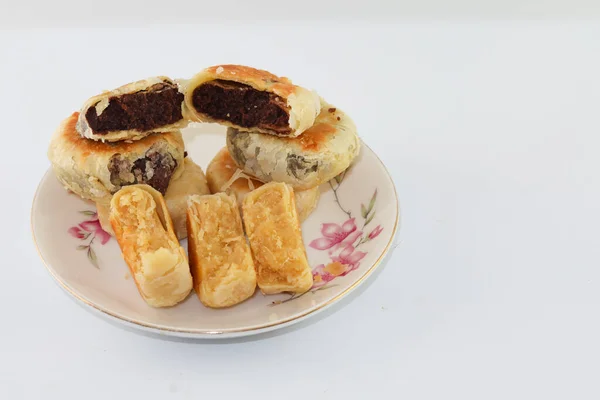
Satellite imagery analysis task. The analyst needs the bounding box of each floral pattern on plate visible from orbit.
[270,171,383,306]
[68,211,111,268]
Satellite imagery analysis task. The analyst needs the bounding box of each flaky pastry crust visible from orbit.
[242,182,313,294]
[227,98,360,190]
[206,147,320,222]
[109,185,192,307]
[187,193,257,308]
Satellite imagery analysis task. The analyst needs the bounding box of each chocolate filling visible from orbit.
[109,146,178,194]
[192,80,290,134]
[86,81,184,134]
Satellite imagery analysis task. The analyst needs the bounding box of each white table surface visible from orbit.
[2,8,600,398]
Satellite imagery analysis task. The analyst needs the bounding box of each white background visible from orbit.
[2,1,600,398]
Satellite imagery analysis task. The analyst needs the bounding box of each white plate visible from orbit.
[31,124,399,339]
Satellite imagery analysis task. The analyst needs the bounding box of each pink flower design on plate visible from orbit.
[368,225,383,240]
[312,264,337,289]
[331,244,367,269]
[79,218,111,245]
[311,245,367,289]
[312,263,348,289]
[68,211,111,268]
[309,218,363,251]
[68,225,89,239]
[270,178,385,306]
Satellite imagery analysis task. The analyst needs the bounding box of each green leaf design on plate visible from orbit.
[365,211,376,227]
[76,245,88,250]
[334,170,347,186]
[361,204,368,219]
[367,189,378,214]
[79,210,96,216]
[87,246,99,269]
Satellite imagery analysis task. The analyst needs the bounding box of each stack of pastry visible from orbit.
[182,65,360,305]
[47,77,211,240]
[47,77,210,307]
[46,64,361,310]
[184,65,360,197]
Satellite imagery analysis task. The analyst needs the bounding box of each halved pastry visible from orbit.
[242,182,313,294]
[109,184,192,308]
[186,193,257,308]
[227,98,360,190]
[206,147,320,222]
[183,64,320,137]
[48,112,185,203]
[77,76,188,142]
[97,157,210,239]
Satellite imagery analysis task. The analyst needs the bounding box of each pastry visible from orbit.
[109,184,193,307]
[187,193,257,308]
[293,188,320,223]
[47,112,185,203]
[182,64,320,137]
[227,99,360,190]
[96,157,210,239]
[242,182,313,294]
[206,147,320,222]
[77,76,188,142]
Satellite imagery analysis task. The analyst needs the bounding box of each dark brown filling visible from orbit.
[86,82,184,134]
[192,80,290,133]
[109,146,177,194]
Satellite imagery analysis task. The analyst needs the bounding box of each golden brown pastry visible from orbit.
[48,113,185,203]
[96,158,210,239]
[242,182,313,294]
[182,64,320,137]
[206,147,320,222]
[77,76,188,142]
[109,184,192,307]
[186,193,257,308]
[227,98,360,190]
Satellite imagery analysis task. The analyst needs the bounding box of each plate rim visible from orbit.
[31,140,400,338]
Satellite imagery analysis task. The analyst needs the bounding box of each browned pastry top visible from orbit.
[280,107,341,151]
[203,64,293,96]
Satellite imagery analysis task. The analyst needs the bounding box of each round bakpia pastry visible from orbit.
[76,76,189,142]
[96,158,210,240]
[226,99,360,190]
[182,64,321,138]
[47,112,185,203]
[206,147,320,222]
